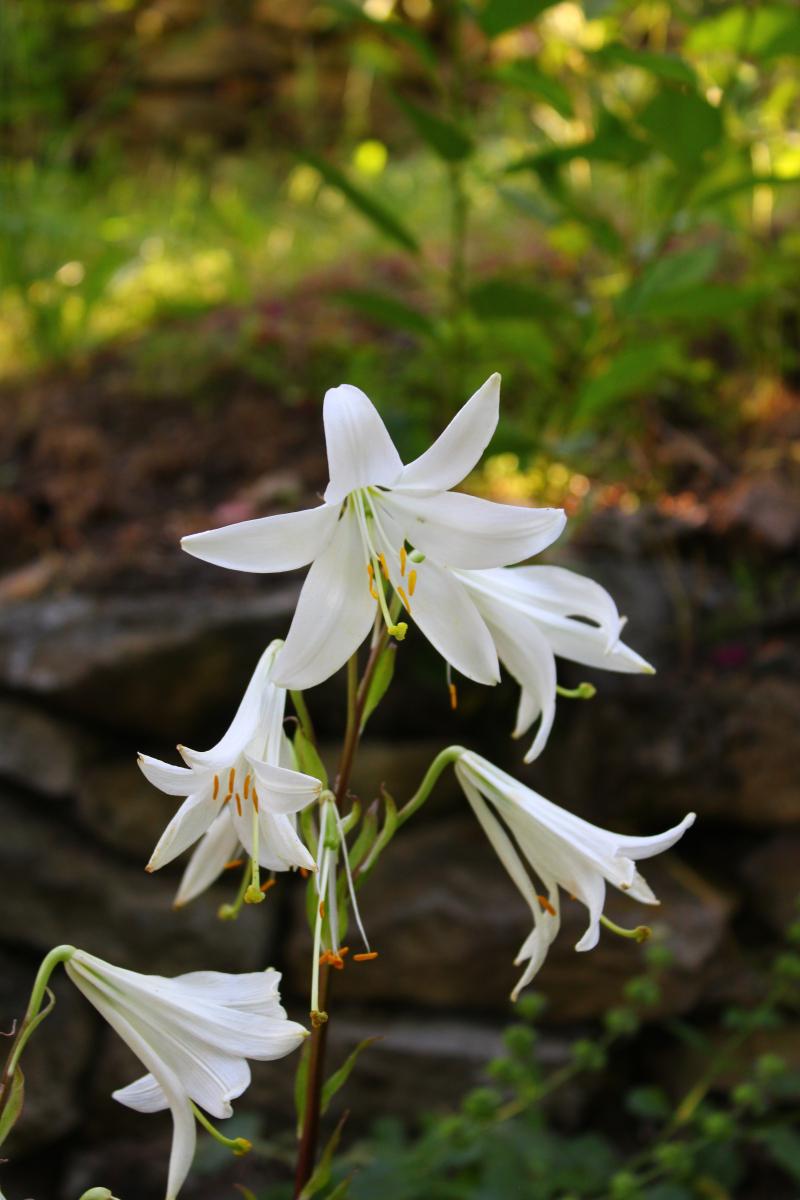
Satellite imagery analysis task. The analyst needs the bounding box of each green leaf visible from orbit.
[294,1040,311,1138]
[476,0,557,38]
[620,244,720,316]
[321,1037,382,1116]
[693,172,800,207]
[625,1085,671,1121]
[323,1181,351,1200]
[759,1127,800,1182]
[469,278,566,321]
[576,342,678,421]
[299,1113,348,1199]
[592,43,696,86]
[323,0,437,69]
[294,727,329,788]
[393,95,473,162]
[687,6,800,58]
[490,61,573,117]
[0,1067,25,1147]
[509,110,650,172]
[638,89,723,169]
[632,282,763,321]
[359,644,397,733]
[300,153,418,253]
[339,290,435,339]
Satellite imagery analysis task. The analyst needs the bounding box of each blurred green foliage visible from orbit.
[0,0,799,455]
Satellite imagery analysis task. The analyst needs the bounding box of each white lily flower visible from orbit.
[181,375,566,690]
[454,751,695,1000]
[139,641,321,906]
[455,564,655,761]
[65,950,307,1199]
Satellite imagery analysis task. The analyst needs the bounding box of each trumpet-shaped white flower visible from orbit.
[65,950,307,1199]
[454,751,695,1000]
[455,564,654,761]
[181,375,566,690]
[139,641,321,905]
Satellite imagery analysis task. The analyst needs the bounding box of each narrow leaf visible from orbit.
[759,1127,800,1182]
[294,1040,312,1139]
[323,1180,352,1200]
[592,44,696,86]
[0,1067,24,1147]
[394,95,473,162]
[638,89,723,169]
[360,644,397,733]
[490,61,573,117]
[321,1038,382,1116]
[294,727,329,788]
[299,1112,349,1199]
[469,277,566,321]
[301,153,418,253]
[476,0,557,38]
[339,290,435,339]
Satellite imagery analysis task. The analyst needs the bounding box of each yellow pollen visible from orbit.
[260,878,276,893]
[378,552,389,579]
[299,867,310,878]
[235,792,242,816]
[366,563,378,601]
[400,546,407,575]
[222,794,232,806]
[339,946,350,957]
[243,774,251,799]
[353,951,378,962]
[397,586,411,612]
[449,682,458,710]
[537,894,557,916]
[408,569,417,596]
[228,767,235,794]
[224,858,244,870]
[319,900,326,918]
[252,787,259,812]
[212,774,220,800]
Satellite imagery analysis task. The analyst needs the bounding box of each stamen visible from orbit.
[228,767,235,794]
[224,858,244,870]
[319,900,326,918]
[243,774,251,799]
[400,546,407,575]
[367,564,378,601]
[353,951,379,962]
[377,552,389,579]
[222,794,232,806]
[299,867,310,878]
[397,586,411,612]
[213,774,220,800]
[449,682,458,710]
[235,793,242,817]
[388,621,408,641]
[537,894,556,916]
[408,569,417,596]
[260,878,276,894]
[339,946,350,957]
[252,787,259,812]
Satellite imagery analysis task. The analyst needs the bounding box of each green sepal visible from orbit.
[299,1113,348,1199]
[0,1066,24,1147]
[294,727,329,788]
[359,643,397,733]
[321,1037,381,1117]
[294,1038,312,1138]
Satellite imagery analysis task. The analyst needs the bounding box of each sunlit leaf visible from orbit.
[620,245,720,316]
[393,95,473,162]
[476,0,557,38]
[469,278,566,321]
[632,283,763,320]
[638,89,723,169]
[687,5,800,58]
[592,43,696,86]
[576,342,680,421]
[509,111,649,172]
[490,61,573,117]
[340,290,434,339]
[321,1037,382,1115]
[323,0,437,69]
[300,153,419,254]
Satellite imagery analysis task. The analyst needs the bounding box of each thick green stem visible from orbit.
[1,944,75,1117]
[291,690,317,745]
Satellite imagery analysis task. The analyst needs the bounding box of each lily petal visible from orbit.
[323,384,403,504]
[383,490,566,569]
[247,757,321,814]
[181,503,340,573]
[396,373,500,494]
[138,754,196,797]
[180,643,280,771]
[272,509,375,690]
[174,810,239,907]
[147,790,219,872]
[408,558,500,685]
[113,1072,167,1113]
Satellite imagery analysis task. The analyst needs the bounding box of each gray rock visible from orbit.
[0,699,85,798]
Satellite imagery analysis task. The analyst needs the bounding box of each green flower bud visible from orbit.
[504,1024,536,1058]
[610,1170,641,1199]
[516,992,547,1022]
[732,1082,761,1109]
[756,1052,786,1080]
[463,1087,501,1120]
[604,1006,640,1036]
[624,976,661,1007]
[701,1111,734,1141]
[571,1038,607,1071]
[645,943,674,970]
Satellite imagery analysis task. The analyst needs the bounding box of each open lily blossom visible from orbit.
[454,751,695,1000]
[455,565,654,761]
[181,374,566,690]
[65,951,307,1199]
[138,641,320,906]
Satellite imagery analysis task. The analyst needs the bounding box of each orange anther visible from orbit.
[399,546,407,576]
[222,794,232,806]
[378,552,389,579]
[228,768,236,793]
[260,878,276,894]
[212,774,220,800]
[252,788,259,812]
[537,894,557,916]
[299,867,310,878]
[408,569,417,597]
[353,951,378,962]
[338,946,350,957]
[243,774,251,799]
[235,793,242,817]
[397,586,410,612]
[319,900,326,918]
[224,858,244,870]
[448,682,458,710]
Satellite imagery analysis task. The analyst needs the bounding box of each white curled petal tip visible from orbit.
[137,754,196,797]
[396,372,501,494]
[180,503,340,573]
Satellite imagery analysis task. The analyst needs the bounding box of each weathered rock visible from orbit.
[0,699,85,797]
[285,814,735,1021]
[0,786,271,974]
[740,832,800,933]
[77,757,179,862]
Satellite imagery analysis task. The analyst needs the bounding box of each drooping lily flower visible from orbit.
[138,641,321,906]
[181,375,566,690]
[65,950,307,1199]
[454,751,695,1000]
[455,564,654,761]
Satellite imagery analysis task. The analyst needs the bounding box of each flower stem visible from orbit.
[291,689,316,745]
